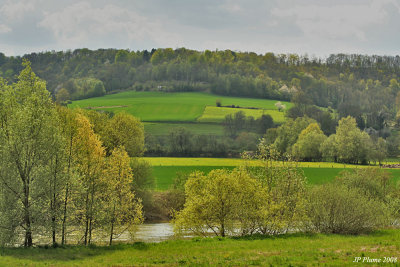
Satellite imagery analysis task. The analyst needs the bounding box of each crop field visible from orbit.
[2,229,400,266]
[69,91,291,123]
[144,157,400,190]
[144,122,224,136]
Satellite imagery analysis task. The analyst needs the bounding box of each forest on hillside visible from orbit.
[0,48,399,120]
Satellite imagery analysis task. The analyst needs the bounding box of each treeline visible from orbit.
[0,62,147,247]
[265,116,388,164]
[0,48,399,122]
[174,143,399,237]
[145,113,275,157]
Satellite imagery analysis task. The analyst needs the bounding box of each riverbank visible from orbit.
[2,229,400,266]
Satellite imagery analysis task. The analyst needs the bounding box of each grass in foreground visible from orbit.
[2,230,400,266]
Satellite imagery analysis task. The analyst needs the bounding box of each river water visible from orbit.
[133,223,175,243]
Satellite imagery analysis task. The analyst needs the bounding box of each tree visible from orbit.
[103,112,145,157]
[55,88,70,103]
[251,141,308,234]
[273,116,316,154]
[72,113,105,245]
[274,101,286,112]
[103,147,143,245]
[174,168,266,237]
[334,116,372,164]
[0,60,62,247]
[168,127,193,156]
[256,114,274,134]
[320,134,338,162]
[292,123,327,161]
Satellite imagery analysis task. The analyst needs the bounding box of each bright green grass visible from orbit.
[153,166,235,190]
[145,157,400,190]
[144,157,259,166]
[153,166,400,191]
[144,122,224,135]
[197,106,286,123]
[144,157,376,168]
[2,229,400,266]
[69,91,291,122]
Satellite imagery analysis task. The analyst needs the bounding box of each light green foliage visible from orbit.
[66,78,106,100]
[319,134,337,161]
[273,116,316,154]
[292,123,327,161]
[174,168,266,237]
[307,183,389,234]
[251,142,308,234]
[102,112,145,157]
[321,116,374,164]
[102,147,143,245]
[307,169,392,234]
[0,60,63,247]
[72,113,106,245]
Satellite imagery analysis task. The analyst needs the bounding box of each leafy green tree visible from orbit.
[72,113,105,245]
[335,116,372,164]
[174,168,266,237]
[0,60,62,247]
[273,117,316,154]
[292,123,327,161]
[251,141,308,234]
[102,112,144,157]
[103,147,143,245]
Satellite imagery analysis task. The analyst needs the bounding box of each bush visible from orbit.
[307,182,390,234]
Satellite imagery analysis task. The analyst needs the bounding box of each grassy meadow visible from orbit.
[144,157,400,190]
[2,229,400,266]
[69,91,291,125]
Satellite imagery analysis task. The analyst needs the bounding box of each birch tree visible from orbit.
[0,60,61,247]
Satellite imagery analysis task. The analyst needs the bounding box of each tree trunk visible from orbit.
[61,184,69,245]
[84,191,90,245]
[109,204,116,246]
[23,182,33,247]
[52,156,58,247]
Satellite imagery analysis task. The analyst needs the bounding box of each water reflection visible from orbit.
[133,223,174,243]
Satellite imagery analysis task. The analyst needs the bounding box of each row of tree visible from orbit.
[266,116,388,164]
[0,62,145,247]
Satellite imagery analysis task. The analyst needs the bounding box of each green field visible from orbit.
[70,91,291,123]
[2,229,400,266]
[145,157,400,190]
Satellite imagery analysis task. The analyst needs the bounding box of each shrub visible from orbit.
[307,182,390,234]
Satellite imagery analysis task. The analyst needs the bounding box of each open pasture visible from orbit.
[69,91,291,123]
[144,157,400,190]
